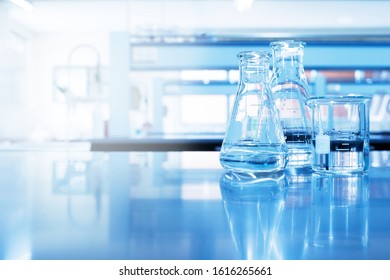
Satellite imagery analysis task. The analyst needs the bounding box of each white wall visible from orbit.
[11,1,390,36]
[127,1,390,35]
[0,3,33,140]
[3,1,128,141]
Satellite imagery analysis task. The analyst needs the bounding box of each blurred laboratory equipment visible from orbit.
[306,95,371,173]
[53,44,109,140]
[370,91,390,132]
[219,171,287,259]
[308,173,369,254]
[270,40,312,168]
[219,51,288,174]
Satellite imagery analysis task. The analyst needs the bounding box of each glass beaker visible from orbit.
[306,95,371,173]
[270,40,312,167]
[219,51,288,174]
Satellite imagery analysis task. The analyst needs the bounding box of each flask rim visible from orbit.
[269,40,306,50]
[237,50,271,63]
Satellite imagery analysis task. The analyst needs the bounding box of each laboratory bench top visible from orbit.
[1,149,390,260]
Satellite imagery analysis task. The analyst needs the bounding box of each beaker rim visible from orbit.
[306,94,372,106]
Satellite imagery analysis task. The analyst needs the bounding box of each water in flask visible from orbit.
[270,40,312,167]
[220,51,288,174]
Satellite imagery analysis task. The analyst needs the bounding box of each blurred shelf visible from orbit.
[370,134,390,150]
[0,141,91,151]
[0,134,387,152]
[90,134,390,152]
[90,137,223,152]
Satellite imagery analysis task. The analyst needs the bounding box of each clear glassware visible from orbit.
[270,40,312,168]
[219,51,288,174]
[306,95,371,173]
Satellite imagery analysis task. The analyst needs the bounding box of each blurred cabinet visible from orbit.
[110,34,390,139]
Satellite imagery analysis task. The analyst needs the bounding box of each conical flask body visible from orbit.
[220,51,288,173]
[270,40,312,167]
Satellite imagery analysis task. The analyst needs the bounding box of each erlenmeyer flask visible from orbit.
[220,51,288,174]
[270,40,312,167]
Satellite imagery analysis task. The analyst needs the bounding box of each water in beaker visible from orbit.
[306,95,371,173]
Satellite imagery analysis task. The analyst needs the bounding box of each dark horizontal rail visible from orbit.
[90,135,389,152]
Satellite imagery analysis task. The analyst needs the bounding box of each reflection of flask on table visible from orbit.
[270,40,312,168]
[274,168,313,259]
[219,172,287,260]
[308,173,369,255]
[220,51,288,174]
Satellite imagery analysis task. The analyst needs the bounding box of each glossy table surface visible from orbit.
[1,149,390,260]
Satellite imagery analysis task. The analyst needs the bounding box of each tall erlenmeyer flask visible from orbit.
[270,40,312,167]
[220,51,288,174]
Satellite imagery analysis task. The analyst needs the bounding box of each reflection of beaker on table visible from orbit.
[219,171,287,260]
[308,172,369,251]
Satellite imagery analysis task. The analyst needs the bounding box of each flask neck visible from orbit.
[239,63,269,88]
[270,40,306,78]
[272,51,306,81]
[236,51,271,92]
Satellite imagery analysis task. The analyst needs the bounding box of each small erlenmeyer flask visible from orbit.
[270,40,312,167]
[219,51,288,174]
